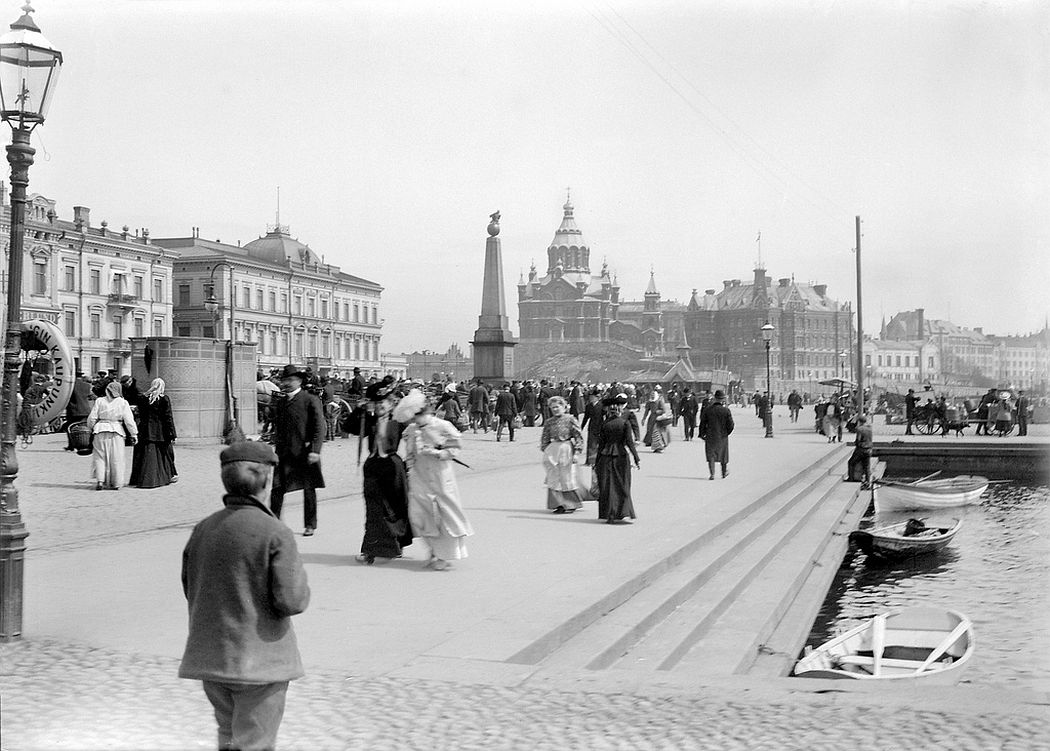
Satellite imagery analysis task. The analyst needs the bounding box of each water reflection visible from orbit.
[807,482,1050,691]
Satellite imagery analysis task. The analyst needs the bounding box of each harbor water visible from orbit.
[806,482,1050,691]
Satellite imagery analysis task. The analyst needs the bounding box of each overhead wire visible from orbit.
[586,1,850,226]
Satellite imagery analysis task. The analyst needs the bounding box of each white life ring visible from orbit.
[20,318,75,426]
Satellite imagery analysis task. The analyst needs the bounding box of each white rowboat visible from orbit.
[873,475,989,513]
[793,607,974,684]
[849,518,962,561]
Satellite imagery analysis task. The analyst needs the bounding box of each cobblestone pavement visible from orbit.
[3,639,1048,751]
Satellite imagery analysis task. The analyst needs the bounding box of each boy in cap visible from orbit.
[179,441,310,751]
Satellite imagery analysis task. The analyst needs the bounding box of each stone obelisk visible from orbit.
[472,211,517,384]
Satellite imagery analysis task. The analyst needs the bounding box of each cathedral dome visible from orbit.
[546,193,591,274]
[549,196,586,250]
[243,226,321,266]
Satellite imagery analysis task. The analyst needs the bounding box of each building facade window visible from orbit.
[64,265,75,291]
[64,310,75,336]
[113,316,123,341]
[179,284,190,306]
[243,286,251,308]
[269,291,276,311]
[90,313,101,338]
[133,276,144,298]
[112,273,125,295]
[134,318,144,338]
[90,269,101,294]
[320,300,328,319]
[256,289,264,310]
[154,318,163,336]
[177,324,190,337]
[307,297,316,318]
[33,262,46,294]
[154,278,164,302]
[202,325,214,338]
[293,296,302,315]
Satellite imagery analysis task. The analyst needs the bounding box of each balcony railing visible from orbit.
[106,293,139,308]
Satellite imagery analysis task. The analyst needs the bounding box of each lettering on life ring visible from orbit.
[20,318,75,426]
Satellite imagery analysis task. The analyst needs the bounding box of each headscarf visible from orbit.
[145,378,166,404]
[105,380,123,400]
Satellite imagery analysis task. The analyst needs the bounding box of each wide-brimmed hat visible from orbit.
[602,394,628,406]
[279,364,307,380]
[713,390,725,400]
[392,388,427,422]
[365,376,398,402]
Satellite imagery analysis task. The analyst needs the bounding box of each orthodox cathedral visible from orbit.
[516,196,685,366]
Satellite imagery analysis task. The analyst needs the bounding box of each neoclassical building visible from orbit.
[0,191,176,376]
[155,224,383,377]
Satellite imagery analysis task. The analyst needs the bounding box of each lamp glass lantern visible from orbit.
[203,293,219,315]
[760,321,775,344]
[0,8,63,131]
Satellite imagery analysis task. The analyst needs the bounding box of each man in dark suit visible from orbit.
[269,364,326,536]
[698,389,735,480]
[679,388,699,441]
[1015,390,1030,436]
[494,382,518,442]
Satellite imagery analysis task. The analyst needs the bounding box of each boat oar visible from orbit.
[915,619,971,674]
[871,614,887,678]
[910,470,943,485]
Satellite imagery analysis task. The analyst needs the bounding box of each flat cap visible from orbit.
[220,440,278,466]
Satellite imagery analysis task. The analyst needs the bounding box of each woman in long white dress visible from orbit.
[86,380,138,490]
[541,396,585,514]
[395,389,473,571]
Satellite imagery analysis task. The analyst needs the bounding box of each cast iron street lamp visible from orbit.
[761,321,774,438]
[203,261,242,442]
[0,3,62,641]
[839,350,847,379]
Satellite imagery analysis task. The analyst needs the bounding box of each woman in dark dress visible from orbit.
[595,394,640,524]
[356,382,413,565]
[129,378,178,488]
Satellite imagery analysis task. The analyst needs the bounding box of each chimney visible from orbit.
[753,267,766,288]
[916,308,925,338]
[778,278,790,287]
[814,284,827,297]
[732,279,741,287]
[974,327,983,334]
[723,280,732,290]
[73,206,90,230]
[705,289,716,295]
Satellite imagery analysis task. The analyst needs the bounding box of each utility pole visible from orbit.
[855,216,864,416]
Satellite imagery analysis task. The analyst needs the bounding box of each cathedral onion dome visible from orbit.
[546,195,590,274]
[243,225,322,266]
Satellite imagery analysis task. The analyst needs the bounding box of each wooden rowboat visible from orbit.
[793,607,974,684]
[873,475,988,513]
[849,518,962,561]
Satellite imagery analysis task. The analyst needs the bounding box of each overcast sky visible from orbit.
[16,0,1049,353]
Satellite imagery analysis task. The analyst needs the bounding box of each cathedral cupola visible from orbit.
[546,190,590,274]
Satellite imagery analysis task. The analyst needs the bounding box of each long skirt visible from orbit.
[596,454,635,521]
[130,441,176,488]
[543,440,584,512]
[92,432,127,489]
[360,454,413,559]
[822,415,840,438]
[408,455,473,561]
[650,422,669,452]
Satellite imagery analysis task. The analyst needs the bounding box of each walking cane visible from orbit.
[356,402,366,467]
